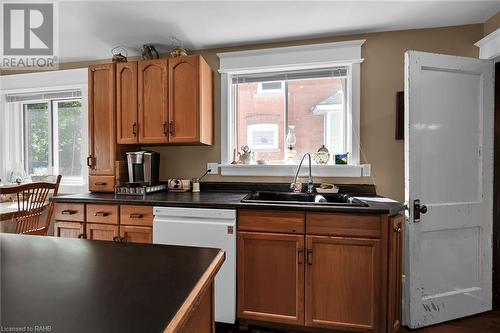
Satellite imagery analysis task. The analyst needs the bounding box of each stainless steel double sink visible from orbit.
[241,191,368,207]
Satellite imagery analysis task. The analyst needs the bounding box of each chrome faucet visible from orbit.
[290,153,315,194]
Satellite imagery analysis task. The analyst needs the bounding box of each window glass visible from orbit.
[234,74,346,164]
[24,102,49,174]
[54,100,83,177]
[23,98,83,181]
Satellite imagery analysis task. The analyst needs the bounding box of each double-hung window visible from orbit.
[23,97,84,183]
[218,40,369,177]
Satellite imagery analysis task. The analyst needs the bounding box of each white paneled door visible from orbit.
[404,51,494,328]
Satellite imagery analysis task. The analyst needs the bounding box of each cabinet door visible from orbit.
[305,235,381,332]
[138,59,169,144]
[120,226,152,244]
[116,62,138,144]
[86,223,119,241]
[387,215,404,333]
[237,231,304,326]
[88,63,116,175]
[168,55,200,143]
[54,221,85,239]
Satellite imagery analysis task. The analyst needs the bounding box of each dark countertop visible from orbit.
[0,234,224,333]
[51,190,405,214]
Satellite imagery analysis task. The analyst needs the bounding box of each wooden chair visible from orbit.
[1,175,62,235]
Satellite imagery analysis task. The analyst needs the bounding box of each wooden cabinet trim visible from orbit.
[238,209,305,234]
[387,214,404,333]
[86,223,119,241]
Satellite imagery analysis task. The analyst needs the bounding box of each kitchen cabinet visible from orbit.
[237,210,402,333]
[86,223,119,241]
[305,235,382,332]
[120,226,152,244]
[138,59,169,144]
[168,55,213,145]
[54,221,85,239]
[88,63,116,177]
[237,231,304,326]
[387,215,404,333]
[116,62,138,144]
[54,203,152,244]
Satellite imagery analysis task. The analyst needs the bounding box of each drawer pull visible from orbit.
[94,182,107,186]
[163,122,168,136]
[61,209,77,215]
[94,211,109,217]
[129,213,143,219]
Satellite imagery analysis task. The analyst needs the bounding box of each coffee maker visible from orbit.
[126,151,160,186]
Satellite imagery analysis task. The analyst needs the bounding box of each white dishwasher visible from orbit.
[152,206,236,324]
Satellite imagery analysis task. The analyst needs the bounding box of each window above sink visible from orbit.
[218,40,371,178]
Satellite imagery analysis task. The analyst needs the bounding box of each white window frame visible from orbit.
[218,40,370,177]
[0,68,88,193]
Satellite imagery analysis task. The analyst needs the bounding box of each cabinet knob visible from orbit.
[113,236,121,242]
[77,234,85,239]
[169,121,174,135]
[307,250,313,265]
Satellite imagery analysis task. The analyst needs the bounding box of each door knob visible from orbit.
[413,199,428,223]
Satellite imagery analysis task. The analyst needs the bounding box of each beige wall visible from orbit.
[144,24,483,201]
[1,24,484,201]
[484,11,500,36]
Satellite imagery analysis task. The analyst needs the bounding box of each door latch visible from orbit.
[413,199,428,223]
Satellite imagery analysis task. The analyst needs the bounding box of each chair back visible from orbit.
[3,176,62,235]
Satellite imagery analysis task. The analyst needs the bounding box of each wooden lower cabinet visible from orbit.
[54,221,85,239]
[237,231,304,326]
[120,225,152,244]
[387,215,404,333]
[86,223,119,241]
[305,235,382,332]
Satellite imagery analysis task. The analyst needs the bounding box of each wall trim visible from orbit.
[475,28,500,60]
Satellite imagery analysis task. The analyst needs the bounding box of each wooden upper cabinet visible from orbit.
[169,55,213,145]
[305,235,382,333]
[88,63,116,175]
[237,231,304,326]
[138,59,169,144]
[116,62,138,144]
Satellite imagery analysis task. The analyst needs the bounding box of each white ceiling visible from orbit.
[59,1,500,62]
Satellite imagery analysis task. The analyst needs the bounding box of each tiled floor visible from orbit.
[216,310,500,333]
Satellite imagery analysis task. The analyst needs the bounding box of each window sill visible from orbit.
[59,183,88,194]
[219,164,371,177]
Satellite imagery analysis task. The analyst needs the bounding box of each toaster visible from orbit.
[167,179,191,192]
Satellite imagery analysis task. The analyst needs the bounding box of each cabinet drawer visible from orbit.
[89,176,115,192]
[120,205,153,226]
[86,204,119,224]
[54,203,85,222]
[238,209,305,234]
[306,213,382,238]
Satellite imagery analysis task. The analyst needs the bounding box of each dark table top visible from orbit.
[0,234,224,333]
[51,191,405,214]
